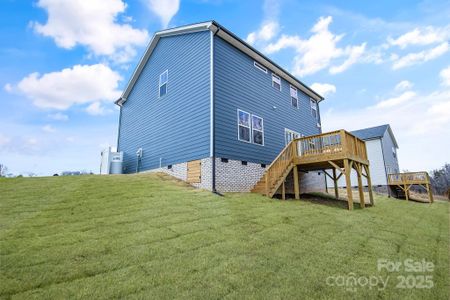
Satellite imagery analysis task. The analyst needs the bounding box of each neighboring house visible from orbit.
[326,124,399,193]
[115,21,326,192]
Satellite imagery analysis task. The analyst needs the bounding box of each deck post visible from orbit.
[332,168,339,199]
[344,159,353,210]
[356,163,365,208]
[364,164,374,206]
[405,184,409,201]
[282,181,286,200]
[426,183,434,203]
[265,172,269,197]
[293,165,300,200]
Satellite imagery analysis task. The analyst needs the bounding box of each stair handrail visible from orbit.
[265,141,296,195]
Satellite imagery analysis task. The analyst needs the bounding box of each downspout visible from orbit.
[211,25,221,195]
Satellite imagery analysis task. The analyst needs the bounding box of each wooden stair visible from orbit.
[251,163,294,196]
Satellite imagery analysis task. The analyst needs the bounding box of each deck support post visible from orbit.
[364,164,374,206]
[332,168,339,199]
[293,165,300,200]
[355,163,365,208]
[426,183,434,203]
[405,184,409,201]
[265,173,269,197]
[281,181,286,200]
[344,159,353,210]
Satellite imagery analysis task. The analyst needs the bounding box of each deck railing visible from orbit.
[388,172,430,185]
[296,130,367,161]
[264,130,368,195]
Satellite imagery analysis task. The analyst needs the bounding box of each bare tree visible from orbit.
[430,163,450,196]
[0,164,8,177]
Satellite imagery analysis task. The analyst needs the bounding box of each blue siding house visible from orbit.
[116,21,325,192]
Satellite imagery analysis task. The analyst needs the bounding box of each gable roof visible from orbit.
[351,124,399,148]
[115,21,324,106]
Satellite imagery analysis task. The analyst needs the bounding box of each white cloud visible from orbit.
[265,16,365,77]
[246,21,280,45]
[86,102,112,116]
[322,86,450,171]
[146,0,180,29]
[440,66,450,86]
[246,0,280,45]
[48,112,69,121]
[329,43,366,74]
[16,64,122,110]
[388,26,450,49]
[33,0,149,63]
[311,83,336,98]
[42,125,56,133]
[373,91,416,109]
[0,133,11,146]
[4,83,13,92]
[395,80,413,91]
[391,42,449,70]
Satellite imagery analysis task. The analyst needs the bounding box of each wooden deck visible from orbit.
[388,172,433,202]
[252,130,374,210]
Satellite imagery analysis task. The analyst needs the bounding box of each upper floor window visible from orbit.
[254,61,267,73]
[310,98,318,119]
[392,147,397,158]
[290,85,298,108]
[159,70,168,97]
[252,115,264,145]
[272,74,281,91]
[238,110,251,143]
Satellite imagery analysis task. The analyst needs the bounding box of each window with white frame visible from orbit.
[285,129,300,145]
[254,61,267,73]
[238,110,251,142]
[290,85,298,108]
[310,98,318,119]
[392,146,397,158]
[272,73,281,91]
[252,115,264,145]
[159,70,168,97]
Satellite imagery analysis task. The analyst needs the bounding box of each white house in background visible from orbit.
[327,124,399,193]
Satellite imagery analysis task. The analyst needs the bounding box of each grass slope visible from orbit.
[0,173,448,299]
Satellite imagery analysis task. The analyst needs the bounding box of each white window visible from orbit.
[159,70,168,97]
[272,73,281,91]
[392,147,397,158]
[310,98,318,119]
[254,61,267,73]
[237,110,251,143]
[290,85,298,108]
[285,129,300,145]
[252,115,264,145]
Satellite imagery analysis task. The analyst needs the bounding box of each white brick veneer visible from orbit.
[144,157,326,194]
[215,158,267,192]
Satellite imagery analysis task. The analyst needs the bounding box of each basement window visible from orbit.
[221,158,229,163]
[261,164,266,168]
[272,73,281,91]
[167,165,172,170]
[159,70,168,97]
[238,110,251,143]
[241,161,248,166]
[254,61,268,73]
[290,85,298,108]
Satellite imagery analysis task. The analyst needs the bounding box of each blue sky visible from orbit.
[1,0,449,176]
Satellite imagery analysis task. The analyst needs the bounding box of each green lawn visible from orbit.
[1,173,448,299]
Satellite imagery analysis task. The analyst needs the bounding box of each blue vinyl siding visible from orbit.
[118,31,211,173]
[214,36,321,164]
